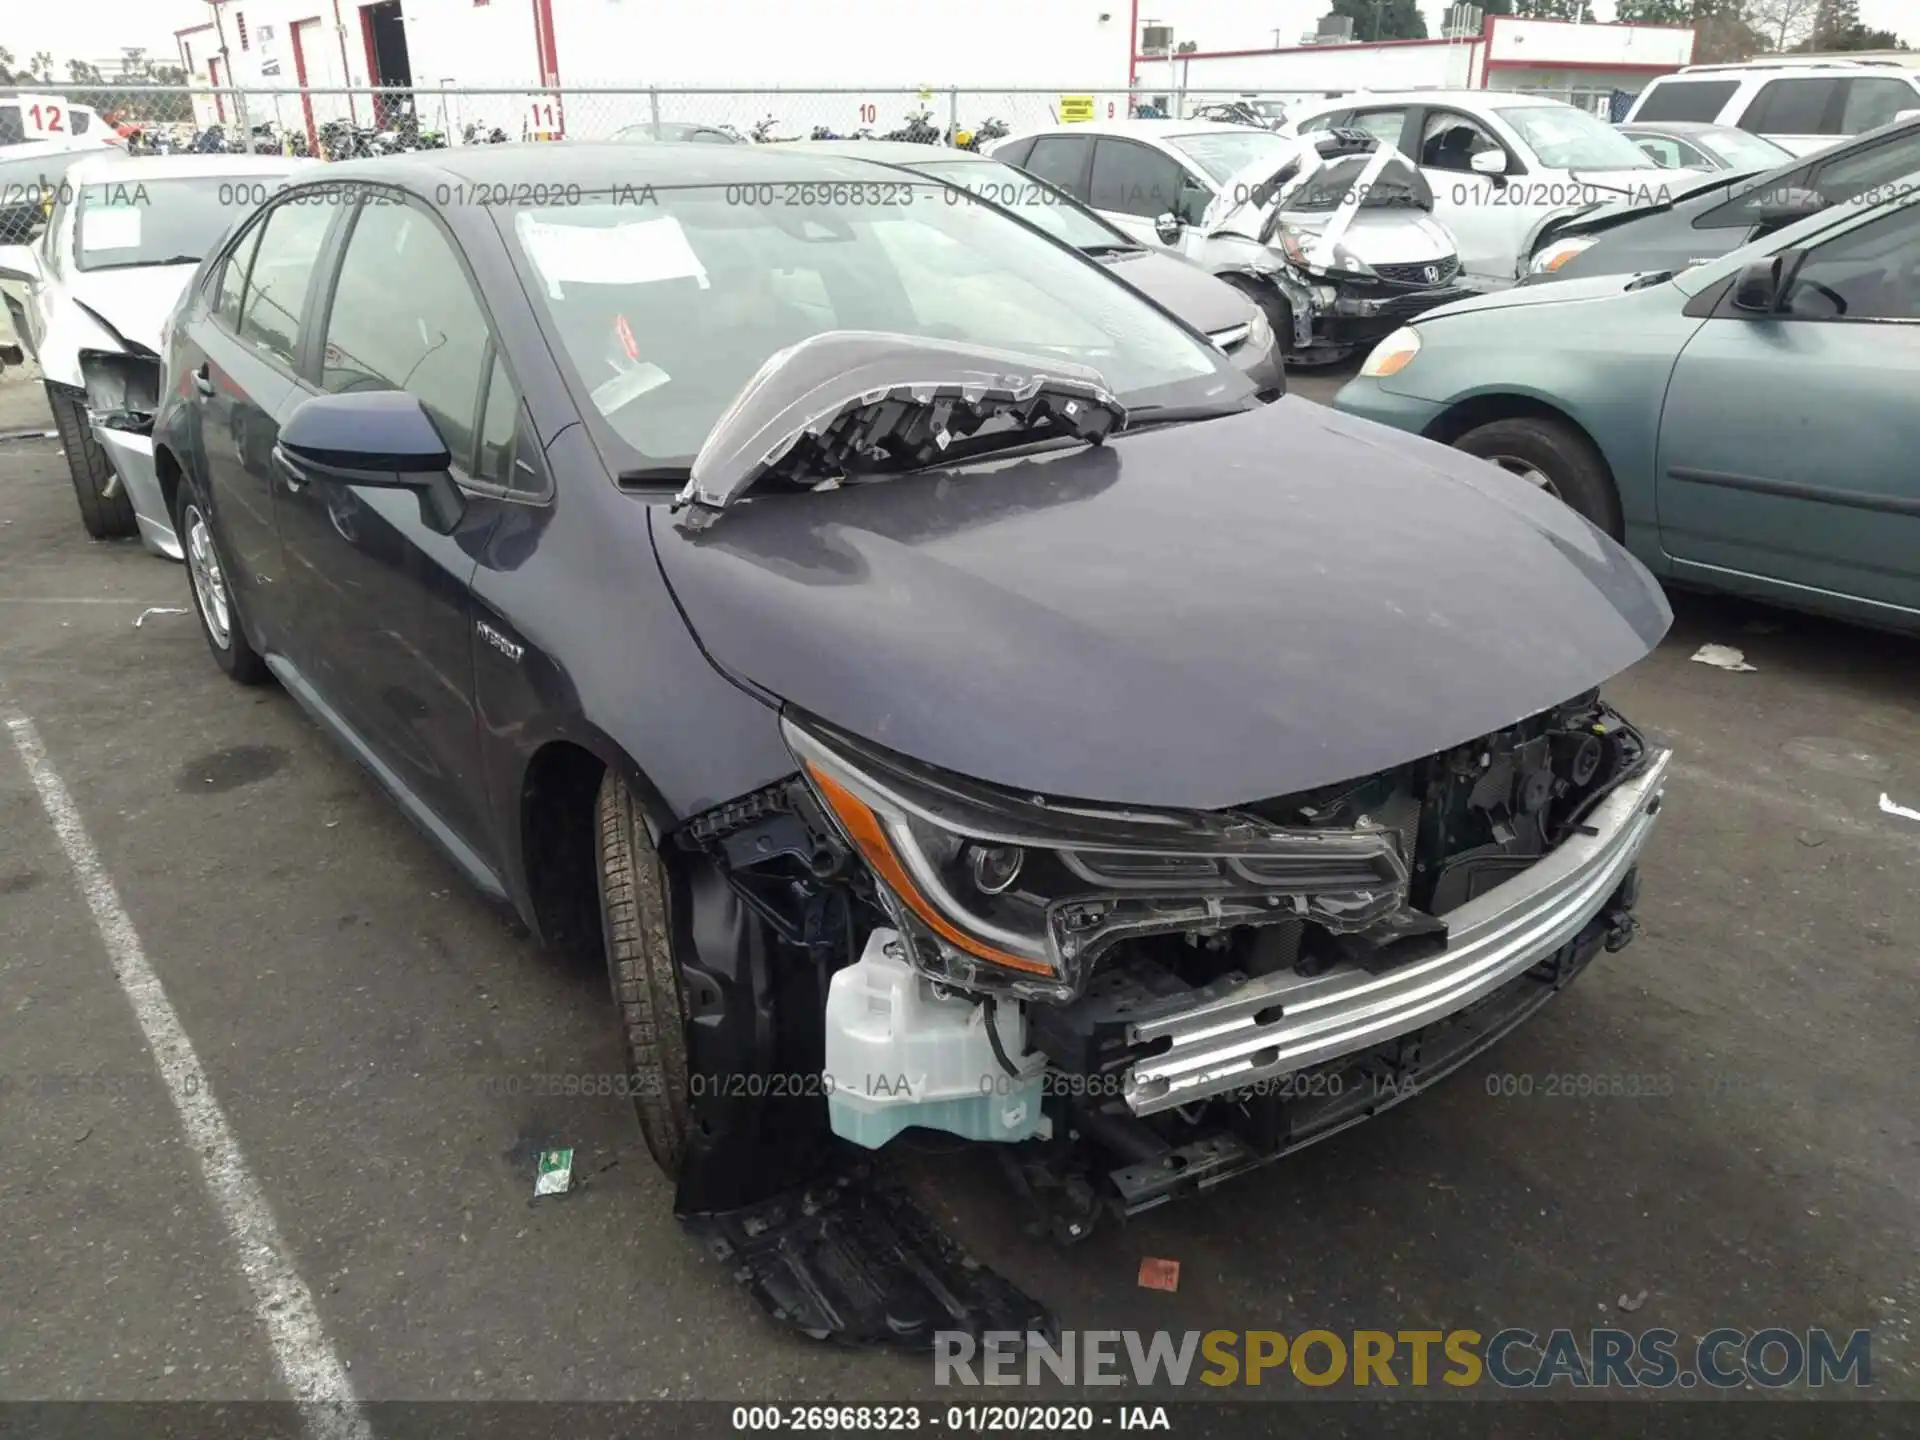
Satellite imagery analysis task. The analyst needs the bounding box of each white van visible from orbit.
[1625,59,1920,158]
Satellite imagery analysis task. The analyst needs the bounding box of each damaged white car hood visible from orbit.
[65,263,198,352]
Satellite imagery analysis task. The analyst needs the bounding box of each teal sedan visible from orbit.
[1334,181,1920,630]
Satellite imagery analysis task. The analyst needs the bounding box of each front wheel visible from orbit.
[46,383,137,540]
[1453,416,1624,540]
[595,772,692,1177]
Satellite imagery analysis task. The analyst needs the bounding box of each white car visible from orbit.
[1,96,117,160]
[0,151,319,557]
[1625,59,1920,158]
[1284,90,1712,287]
[989,120,1469,364]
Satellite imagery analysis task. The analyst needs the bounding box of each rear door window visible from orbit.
[1633,79,1739,124]
[994,136,1035,168]
[1739,78,1841,136]
[236,194,336,370]
[1024,136,1094,199]
[1348,108,1411,147]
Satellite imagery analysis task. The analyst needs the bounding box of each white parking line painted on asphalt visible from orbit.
[5,713,372,1440]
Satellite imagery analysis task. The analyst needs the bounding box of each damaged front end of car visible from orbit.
[78,344,177,558]
[1194,131,1481,367]
[665,687,1668,1344]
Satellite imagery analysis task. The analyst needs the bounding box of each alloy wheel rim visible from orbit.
[185,506,232,649]
[1487,454,1561,500]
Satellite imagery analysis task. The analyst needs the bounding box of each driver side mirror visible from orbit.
[1470,148,1508,177]
[0,242,43,285]
[1154,211,1185,245]
[277,390,467,533]
[1731,255,1787,315]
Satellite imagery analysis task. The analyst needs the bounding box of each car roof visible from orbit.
[318,142,947,190]
[1009,118,1273,141]
[1617,121,1741,136]
[66,152,321,183]
[780,140,997,165]
[1295,89,1568,111]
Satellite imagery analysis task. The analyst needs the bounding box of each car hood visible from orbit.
[651,397,1671,810]
[1568,165,1710,199]
[1100,248,1253,335]
[1421,269,1661,320]
[65,264,198,352]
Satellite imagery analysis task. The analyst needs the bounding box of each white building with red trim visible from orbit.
[169,1,1691,146]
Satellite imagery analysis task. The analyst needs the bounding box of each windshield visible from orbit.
[1165,129,1301,182]
[1282,153,1433,213]
[1699,126,1794,170]
[1501,105,1660,171]
[508,184,1243,467]
[912,158,1127,250]
[75,175,277,272]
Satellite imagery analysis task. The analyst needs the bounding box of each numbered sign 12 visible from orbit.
[18,95,69,137]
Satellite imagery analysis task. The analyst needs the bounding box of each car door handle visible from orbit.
[270,443,308,492]
[192,363,215,397]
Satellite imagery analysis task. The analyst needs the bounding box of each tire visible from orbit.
[1220,272,1297,358]
[173,469,270,685]
[596,771,692,1178]
[1453,416,1624,540]
[45,382,138,540]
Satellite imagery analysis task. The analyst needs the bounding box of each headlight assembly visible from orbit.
[1529,234,1598,275]
[1359,326,1422,379]
[784,715,1410,1002]
[1277,225,1376,281]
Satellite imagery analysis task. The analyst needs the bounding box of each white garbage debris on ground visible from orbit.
[1690,644,1757,672]
[1880,794,1920,824]
[533,1148,574,1197]
[133,606,191,628]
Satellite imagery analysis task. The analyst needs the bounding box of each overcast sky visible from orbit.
[4,0,1914,73]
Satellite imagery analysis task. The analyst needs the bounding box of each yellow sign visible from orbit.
[1059,95,1095,123]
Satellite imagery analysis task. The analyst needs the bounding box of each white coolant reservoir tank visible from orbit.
[824,928,1050,1149]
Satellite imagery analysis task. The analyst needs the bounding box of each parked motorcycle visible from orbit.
[949,116,1008,151]
[880,108,941,145]
[461,123,510,145]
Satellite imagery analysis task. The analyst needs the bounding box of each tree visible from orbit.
[1613,0,1691,21]
[0,46,16,84]
[1328,0,1429,41]
[28,51,54,82]
[1515,0,1597,19]
[67,60,106,84]
[1747,0,1819,49]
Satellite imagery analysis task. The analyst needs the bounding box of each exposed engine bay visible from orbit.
[667,689,1662,1297]
[78,347,162,435]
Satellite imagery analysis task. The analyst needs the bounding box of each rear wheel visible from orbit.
[45,382,137,540]
[595,771,692,1177]
[174,470,270,684]
[1453,416,1624,539]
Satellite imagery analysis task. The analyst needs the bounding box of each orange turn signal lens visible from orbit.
[805,762,1055,976]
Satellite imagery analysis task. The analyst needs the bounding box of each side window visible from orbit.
[1739,78,1840,137]
[1633,136,1687,169]
[1295,112,1342,135]
[1024,136,1093,199]
[1811,127,1920,203]
[1088,139,1186,219]
[236,196,334,369]
[320,196,492,469]
[1348,108,1409,147]
[1840,79,1920,136]
[1778,203,1920,323]
[0,106,24,147]
[475,351,532,493]
[994,137,1035,168]
[213,220,264,330]
[68,108,92,136]
[1633,79,1739,124]
[1420,110,1501,172]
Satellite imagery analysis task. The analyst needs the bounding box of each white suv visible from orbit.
[1625,60,1920,158]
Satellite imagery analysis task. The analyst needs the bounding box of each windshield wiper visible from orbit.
[85,254,202,271]
[1121,401,1256,432]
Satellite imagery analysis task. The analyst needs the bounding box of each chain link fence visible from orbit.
[3,83,1336,162]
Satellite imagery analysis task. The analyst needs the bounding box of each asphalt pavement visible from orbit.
[2,353,1917,1408]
